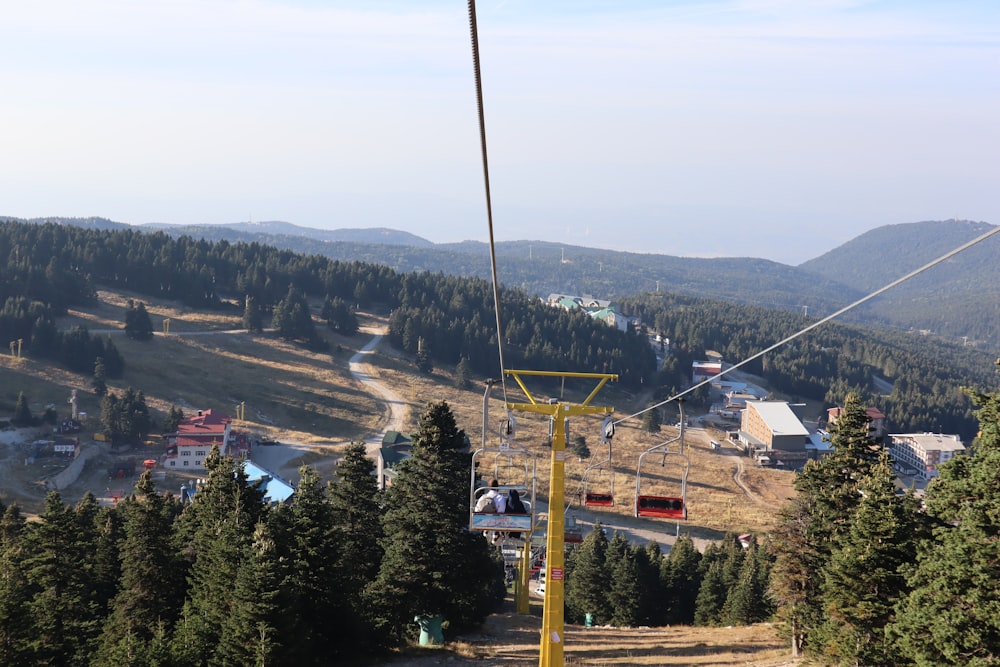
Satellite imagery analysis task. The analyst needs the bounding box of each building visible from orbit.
[827,406,887,441]
[163,409,239,470]
[377,430,413,490]
[889,432,965,480]
[243,461,296,504]
[692,361,723,385]
[544,294,637,332]
[738,400,811,466]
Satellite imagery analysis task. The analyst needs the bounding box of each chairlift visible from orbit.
[469,412,537,535]
[634,437,689,520]
[581,415,615,508]
[634,404,689,520]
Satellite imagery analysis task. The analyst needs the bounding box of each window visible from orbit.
[183,461,190,467]
[181,450,191,456]
[195,450,206,457]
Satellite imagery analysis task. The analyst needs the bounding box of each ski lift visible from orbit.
[634,404,689,520]
[581,415,615,507]
[469,413,537,535]
[634,437,689,520]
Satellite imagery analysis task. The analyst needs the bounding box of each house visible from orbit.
[692,361,723,385]
[243,461,295,504]
[827,406,887,441]
[544,294,636,331]
[163,409,241,470]
[738,400,811,466]
[888,432,965,480]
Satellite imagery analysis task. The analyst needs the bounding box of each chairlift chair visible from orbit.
[634,435,689,520]
[581,415,616,508]
[469,413,537,536]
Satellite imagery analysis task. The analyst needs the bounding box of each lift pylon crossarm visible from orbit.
[503,369,618,407]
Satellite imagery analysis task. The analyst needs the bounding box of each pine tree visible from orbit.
[0,504,31,666]
[242,295,264,332]
[661,534,702,625]
[171,450,266,666]
[454,357,472,389]
[12,391,32,427]
[817,450,916,666]
[274,466,345,665]
[94,472,184,667]
[368,401,502,646]
[92,356,108,396]
[329,443,384,615]
[693,560,727,626]
[215,521,284,667]
[721,538,771,626]
[641,404,662,433]
[635,541,663,626]
[22,492,103,665]
[564,525,611,625]
[124,300,154,341]
[606,533,642,627]
[770,392,881,655]
[890,381,1000,666]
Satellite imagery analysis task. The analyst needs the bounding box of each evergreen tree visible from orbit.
[329,443,384,618]
[770,392,880,655]
[12,391,32,427]
[635,541,663,626]
[215,521,284,667]
[124,300,154,341]
[274,466,345,665]
[571,434,591,460]
[641,404,662,433]
[21,492,103,665]
[171,450,266,666]
[164,405,184,433]
[416,337,433,374]
[817,450,916,666]
[94,472,184,667]
[242,295,264,333]
[890,381,1000,666]
[0,504,31,666]
[564,525,611,625]
[368,401,502,646]
[454,357,472,390]
[721,538,771,626]
[693,560,727,626]
[606,533,642,627]
[661,534,702,625]
[92,356,108,396]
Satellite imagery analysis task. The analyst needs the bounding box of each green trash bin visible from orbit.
[414,614,444,646]
[585,613,593,627]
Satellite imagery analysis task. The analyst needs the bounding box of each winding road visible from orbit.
[348,326,408,459]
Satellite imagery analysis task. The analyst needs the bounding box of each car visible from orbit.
[535,582,545,596]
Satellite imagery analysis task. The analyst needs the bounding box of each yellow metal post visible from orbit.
[502,369,615,667]
[516,537,531,614]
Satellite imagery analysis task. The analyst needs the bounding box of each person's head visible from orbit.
[509,489,520,501]
[490,478,499,489]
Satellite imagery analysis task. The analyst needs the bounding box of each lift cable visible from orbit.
[467,0,510,406]
[614,223,1000,426]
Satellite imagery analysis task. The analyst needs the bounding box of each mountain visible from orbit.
[798,219,1000,347]
[7,215,998,351]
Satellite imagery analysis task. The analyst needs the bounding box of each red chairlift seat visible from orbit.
[584,492,614,507]
[636,495,686,520]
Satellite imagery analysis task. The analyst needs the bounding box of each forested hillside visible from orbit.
[620,292,998,443]
[6,216,998,350]
[2,219,995,441]
[798,219,1000,347]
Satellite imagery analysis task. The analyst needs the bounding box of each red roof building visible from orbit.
[163,409,235,469]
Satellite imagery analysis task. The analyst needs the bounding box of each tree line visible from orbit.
[621,292,997,442]
[0,401,503,666]
[0,220,655,389]
[770,386,1000,665]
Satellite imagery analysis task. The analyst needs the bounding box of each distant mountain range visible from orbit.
[6,215,998,351]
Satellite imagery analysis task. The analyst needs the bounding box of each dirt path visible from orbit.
[348,325,408,458]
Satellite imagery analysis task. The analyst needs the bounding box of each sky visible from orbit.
[1,1,997,266]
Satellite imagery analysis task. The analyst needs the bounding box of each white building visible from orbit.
[889,432,965,480]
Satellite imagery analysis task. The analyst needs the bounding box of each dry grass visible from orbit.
[382,602,800,666]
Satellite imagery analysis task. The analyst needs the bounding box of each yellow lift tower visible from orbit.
[503,369,616,667]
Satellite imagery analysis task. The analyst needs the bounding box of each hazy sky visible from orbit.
[2,1,997,265]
